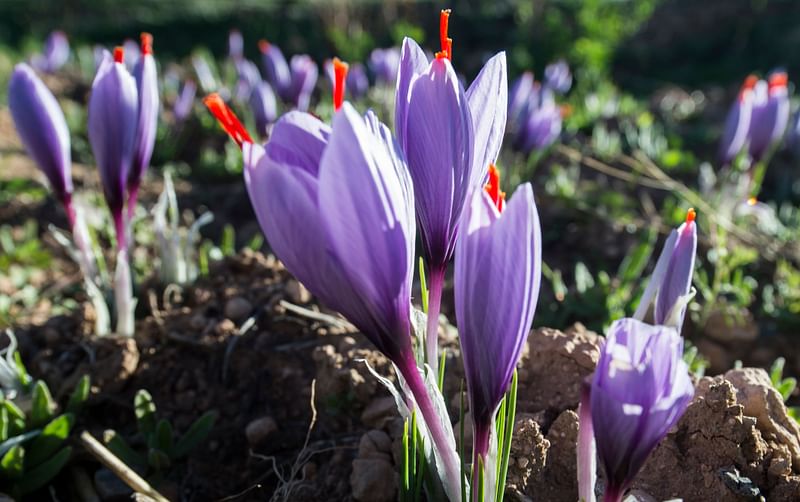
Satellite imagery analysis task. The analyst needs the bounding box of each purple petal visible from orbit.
[654,219,697,327]
[130,51,159,197]
[265,111,330,176]
[403,57,474,267]
[508,71,534,129]
[8,63,73,206]
[249,81,277,136]
[394,37,428,143]
[260,42,291,98]
[718,88,752,164]
[466,51,507,188]
[455,183,541,425]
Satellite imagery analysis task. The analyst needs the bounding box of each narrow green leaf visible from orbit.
[18,446,72,494]
[134,390,157,437]
[173,410,216,458]
[155,419,174,457]
[771,358,786,386]
[460,380,467,502]
[476,456,485,502]
[419,257,429,313]
[30,381,56,428]
[221,224,236,256]
[0,444,24,479]
[402,418,410,498]
[0,406,8,442]
[26,414,74,468]
[496,370,518,502]
[0,430,39,458]
[104,430,146,468]
[66,375,91,415]
[13,351,32,389]
[147,448,171,472]
[438,350,447,392]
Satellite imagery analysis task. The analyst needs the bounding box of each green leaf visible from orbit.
[18,446,71,494]
[5,400,26,437]
[30,380,56,428]
[134,390,157,437]
[771,358,786,386]
[103,430,146,468]
[66,375,91,415]
[26,413,74,468]
[0,444,24,479]
[13,351,32,389]
[147,448,171,472]
[617,228,656,283]
[154,419,173,456]
[778,379,797,402]
[173,410,216,458]
[0,406,8,442]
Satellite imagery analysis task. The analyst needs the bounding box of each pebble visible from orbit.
[350,458,396,502]
[94,467,132,499]
[360,397,397,429]
[286,279,311,304]
[224,297,252,322]
[245,416,278,446]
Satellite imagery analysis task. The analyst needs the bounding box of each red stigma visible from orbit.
[484,164,506,212]
[333,57,349,112]
[743,75,758,90]
[203,93,253,148]
[258,40,270,53]
[769,71,788,90]
[686,208,696,224]
[435,9,453,60]
[140,33,153,55]
[113,46,124,64]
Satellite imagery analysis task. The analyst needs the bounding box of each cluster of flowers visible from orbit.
[507,60,571,154]
[204,11,696,502]
[8,33,159,336]
[719,70,791,165]
[226,29,401,138]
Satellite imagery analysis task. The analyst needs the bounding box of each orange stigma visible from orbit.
[258,40,270,53]
[743,75,758,89]
[203,93,253,148]
[333,57,349,112]
[686,208,696,223]
[435,9,453,60]
[747,197,757,206]
[113,46,124,64]
[140,32,153,55]
[769,71,788,90]
[484,164,506,212]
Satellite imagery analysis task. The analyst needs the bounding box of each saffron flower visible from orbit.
[8,63,74,218]
[748,70,790,162]
[229,29,244,61]
[259,40,291,100]
[249,81,277,137]
[234,58,262,102]
[589,318,694,502]
[173,80,197,123]
[286,54,318,111]
[633,209,697,329]
[508,71,534,127]
[204,90,462,500]
[129,33,160,218]
[544,59,572,94]
[455,167,541,500]
[347,63,369,100]
[514,86,562,153]
[718,75,755,165]
[395,9,508,376]
[369,47,400,85]
[88,47,138,250]
[31,30,70,73]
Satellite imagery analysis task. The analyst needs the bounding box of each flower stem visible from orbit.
[577,383,597,502]
[426,266,445,378]
[602,484,625,502]
[471,421,491,502]
[397,354,461,501]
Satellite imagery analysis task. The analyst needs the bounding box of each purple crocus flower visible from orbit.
[204,95,462,500]
[748,71,790,162]
[259,40,291,99]
[31,30,70,73]
[234,58,262,102]
[787,110,800,156]
[514,86,562,153]
[173,80,197,123]
[88,48,139,249]
[229,29,244,61]
[508,71,534,129]
[395,24,507,376]
[286,54,318,111]
[249,81,277,137]
[718,75,755,165]
[8,63,74,220]
[346,63,369,100]
[544,59,572,94]
[128,33,159,218]
[369,47,400,85]
[634,209,697,329]
[455,172,541,498]
[589,318,694,502]
[123,38,140,71]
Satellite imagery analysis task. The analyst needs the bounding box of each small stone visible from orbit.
[705,308,758,343]
[350,458,396,502]
[245,416,278,446]
[286,279,311,304]
[216,319,236,335]
[224,297,252,322]
[361,397,398,429]
[357,430,393,461]
[94,467,132,499]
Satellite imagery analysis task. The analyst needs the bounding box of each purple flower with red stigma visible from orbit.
[544,59,572,94]
[748,70,790,162]
[369,47,400,85]
[455,166,541,499]
[395,9,507,376]
[31,30,70,73]
[249,81,277,137]
[128,33,160,218]
[8,63,74,221]
[259,40,291,100]
[589,318,694,502]
[719,75,756,165]
[88,47,138,249]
